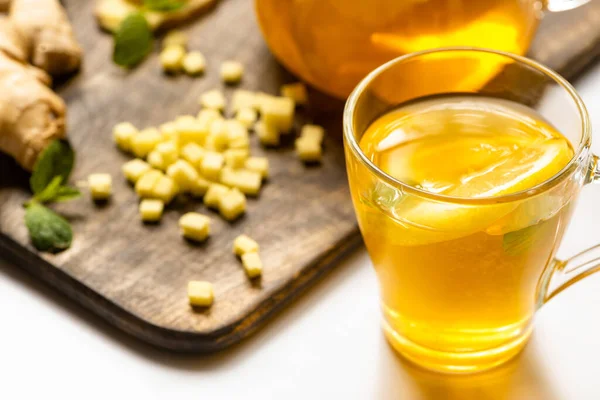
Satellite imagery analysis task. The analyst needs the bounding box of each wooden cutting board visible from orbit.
[1,0,600,353]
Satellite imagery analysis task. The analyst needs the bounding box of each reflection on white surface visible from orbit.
[3,66,600,400]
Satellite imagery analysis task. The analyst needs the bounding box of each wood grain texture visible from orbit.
[1,0,600,352]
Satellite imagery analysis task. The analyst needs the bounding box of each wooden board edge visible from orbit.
[0,228,363,352]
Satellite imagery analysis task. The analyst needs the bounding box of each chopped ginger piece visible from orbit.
[123,159,152,183]
[182,51,206,75]
[197,108,222,127]
[113,122,138,152]
[244,157,269,179]
[131,128,162,158]
[147,150,166,170]
[135,169,163,198]
[175,115,208,145]
[300,124,325,144]
[218,188,246,221]
[203,183,229,208]
[208,119,229,151]
[200,151,225,181]
[180,142,205,166]
[256,120,280,147]
[241,252,262,278]
[188,281,214,307]
[226,120,248,143]
[262,96,295,133]
[160,45,186,72]
[221,167,262,196]
[231,90,257,112]
[88,173,112,200]
[159,122,179,144]
[281,82,308,105]
[220,61,243,84]
[224,149,249,169]
[155,141,179,166]
[235,107,258,129]
[296,137,322,162]
[200,89,226,110]
[233,234,259,256]
[163,30,187,49]
[179,212,211,242]
[255,92,277,112]
[167,159,199,191]
[190,176,210,197]
[152,175,178,203]
[139,199,164,222]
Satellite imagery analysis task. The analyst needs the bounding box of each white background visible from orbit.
[3,65,600,400]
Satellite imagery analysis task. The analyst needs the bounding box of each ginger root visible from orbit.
[95,0,216,32]
[10,0,82,76]
[0,16,66,171]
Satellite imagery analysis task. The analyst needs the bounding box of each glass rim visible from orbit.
[343,46,591,205]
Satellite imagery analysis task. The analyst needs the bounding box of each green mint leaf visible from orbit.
[30,140,75,194]
[143,0,185,11]
[25,202,73,253]
[54,186,81,202]
[33,176,63,203]
[113,12,153,67]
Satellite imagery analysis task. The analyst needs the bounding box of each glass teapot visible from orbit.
[255,0,589,99]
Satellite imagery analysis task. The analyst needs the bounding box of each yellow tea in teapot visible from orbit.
[255,0,540,97]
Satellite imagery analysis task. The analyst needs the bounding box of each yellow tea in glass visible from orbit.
[344,48,600,373]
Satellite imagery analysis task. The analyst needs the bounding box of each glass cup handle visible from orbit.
[537,155,600,306]
[545,0,590,12]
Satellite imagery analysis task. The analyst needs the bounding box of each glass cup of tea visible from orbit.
[343,47,600,373]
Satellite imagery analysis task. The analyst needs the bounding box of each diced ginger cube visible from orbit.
[231,90,257,112]
[155,141,179,166]
[180,142,205,166]
[255,92,277,112]
[159,122,179,144]
[160,45,185,72]
[241,252,263,278]
[175,115,208,145]
[226,120,248,143]
[218,188,246,221]
[163,30,187,49]
[122,159,151,183]
[200,89,226,110]
[88,173,112,200]
[135,169,163,198]
[131,127,162,158]
[139,199,164,222]
[190,176,210,197]
[200,151,225,181]
[182,51,206,75]
[256,120,280,147]
[224,148,249,169]
[280,82,308,105]
[262,96,295,133]
[203,183,229,208]
[113,122,138,152]
[187,281,214,307]
[208,119,229,151]
[296,137,322,162]
[301,124,325,143]
[235,107,258,129]
[244,157,269,179]
[220,61,243,84]
[167,159,199,191]
[220,168,262,196]
[197,108,222,127]
[233,234,259,256]
[179,212,211,242]
[151,175,178,203]
[147,150,166,170]
[228,134,250,150]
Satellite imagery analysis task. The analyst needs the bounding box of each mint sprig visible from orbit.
[24,139,80,253]
[113,12,153,68]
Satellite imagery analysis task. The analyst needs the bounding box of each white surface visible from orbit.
[4,67,600,400]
